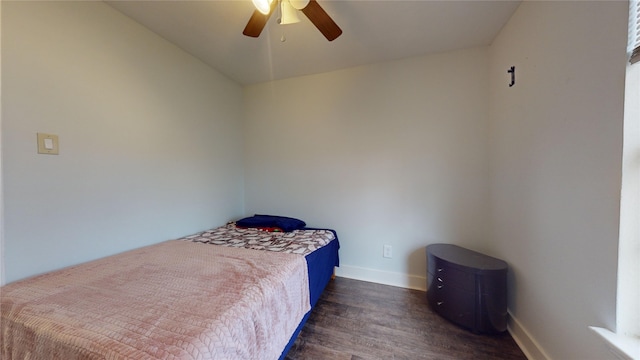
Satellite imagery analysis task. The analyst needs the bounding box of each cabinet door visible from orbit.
[428,284,475,330]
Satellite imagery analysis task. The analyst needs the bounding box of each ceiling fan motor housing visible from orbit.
[244,0,342,41]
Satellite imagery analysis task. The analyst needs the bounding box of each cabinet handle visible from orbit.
[437,301,444,306]
[437,268,443,272]
[437,277,443,283]
[437,285,444,289]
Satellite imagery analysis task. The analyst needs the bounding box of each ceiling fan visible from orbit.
[243,0,342,41]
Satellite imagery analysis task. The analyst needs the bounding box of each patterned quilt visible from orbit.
[181,223,335,256]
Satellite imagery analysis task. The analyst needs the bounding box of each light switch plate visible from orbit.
[37,133,59,155]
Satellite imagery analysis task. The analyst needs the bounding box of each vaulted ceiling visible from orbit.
[106,1,521,85]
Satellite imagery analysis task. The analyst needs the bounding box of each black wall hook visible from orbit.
[508,66,515,87]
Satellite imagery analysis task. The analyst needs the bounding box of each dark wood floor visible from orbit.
[285,277,527,360]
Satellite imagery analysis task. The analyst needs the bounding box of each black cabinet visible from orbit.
[426,244,508,334]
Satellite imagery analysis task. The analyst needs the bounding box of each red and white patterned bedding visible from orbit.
[181,223,335,256]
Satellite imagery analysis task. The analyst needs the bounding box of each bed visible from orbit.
[0,215,340,360]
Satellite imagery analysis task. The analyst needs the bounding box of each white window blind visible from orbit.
[630,0,640,64]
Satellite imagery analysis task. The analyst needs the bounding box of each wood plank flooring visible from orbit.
[285,277,527,360]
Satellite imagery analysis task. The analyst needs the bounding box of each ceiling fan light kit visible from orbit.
[251,0,273,15]
[280,0,301,25]
[289,0,310,10]
[244,0,342,41]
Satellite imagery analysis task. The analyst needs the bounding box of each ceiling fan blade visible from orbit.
[301,0,342,41]
[243,1,278,37]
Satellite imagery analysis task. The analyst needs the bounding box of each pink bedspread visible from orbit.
[0,240,310,360]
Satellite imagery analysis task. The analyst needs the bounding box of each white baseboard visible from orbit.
[508,311,551,360]
[335,264,427,291]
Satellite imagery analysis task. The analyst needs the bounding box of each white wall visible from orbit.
[488,1,627,359]
[243,47,491,289]
[2,1,245,283]
[618,48,640,339]
[0,1,4,285]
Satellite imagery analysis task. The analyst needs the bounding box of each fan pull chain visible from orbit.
[276,0,286,42]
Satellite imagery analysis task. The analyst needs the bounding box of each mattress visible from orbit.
[0,225,340,360]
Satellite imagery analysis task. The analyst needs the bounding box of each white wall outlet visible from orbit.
[383,245,392,258]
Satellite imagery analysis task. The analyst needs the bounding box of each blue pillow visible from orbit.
[236,214,306,232]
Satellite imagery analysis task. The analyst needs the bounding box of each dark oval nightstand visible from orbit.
[426,243,508,334]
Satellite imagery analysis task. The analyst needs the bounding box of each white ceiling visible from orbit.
[106,0,521,85]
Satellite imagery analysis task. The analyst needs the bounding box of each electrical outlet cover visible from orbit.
[383,245,392,258]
